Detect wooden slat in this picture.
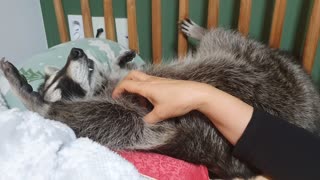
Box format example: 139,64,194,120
127,0,139,53
303,0,320,74
269,0,286,48
152,0,162,64
53,0,69,42
80,0,94,38
207,0,219,29
238,0,252,36
178,0,189,58
104,0,116,41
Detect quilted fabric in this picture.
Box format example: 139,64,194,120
119,151,209,180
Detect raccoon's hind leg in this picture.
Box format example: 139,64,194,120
117,50,136,69
0,59,48,115
180,18,208,40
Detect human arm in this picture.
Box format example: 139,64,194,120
113,71,320,179
233,109,320,179
112,70,253,145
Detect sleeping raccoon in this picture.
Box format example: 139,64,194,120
1,19,320,178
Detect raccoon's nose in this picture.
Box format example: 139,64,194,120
70,48,84,59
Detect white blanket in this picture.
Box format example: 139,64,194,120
0,93,145,180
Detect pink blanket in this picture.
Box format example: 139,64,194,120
118,151,209,180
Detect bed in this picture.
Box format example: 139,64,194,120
54,0,320,178
0,0,319,179
51,0,320,178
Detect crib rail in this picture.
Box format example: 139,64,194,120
80,0,94,38
152,0,162,64
104,0,116,41
127,0,139,53
207,0,219,29
178,0,189,58
53,0,69,42
238,0,252,36
269,0,286,48
303,0,320,74
53,0,319,73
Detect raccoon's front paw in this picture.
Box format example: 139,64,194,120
117,50,136,68
0,58,33,93
180,18,207,40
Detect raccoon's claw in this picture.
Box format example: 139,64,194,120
0,57,7,71
0,57,5,64
185,18,192,24
180,18,194,35
180,18,207,40
0,59,33,93
0,59,19,78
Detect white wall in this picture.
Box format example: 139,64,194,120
0,0,47,65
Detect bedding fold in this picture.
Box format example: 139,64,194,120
0,93,144,180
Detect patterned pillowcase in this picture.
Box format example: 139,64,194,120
0,38,145,109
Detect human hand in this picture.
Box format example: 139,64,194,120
112,71,214,123
113,70,253,144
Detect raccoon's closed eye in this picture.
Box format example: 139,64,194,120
88,59,94,72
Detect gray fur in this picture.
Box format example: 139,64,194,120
1,20,320,179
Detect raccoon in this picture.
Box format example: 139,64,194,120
1,19,320,179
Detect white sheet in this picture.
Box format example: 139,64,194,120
0,93,145,180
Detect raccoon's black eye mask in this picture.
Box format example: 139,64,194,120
38,72,87,101
56,77,86,100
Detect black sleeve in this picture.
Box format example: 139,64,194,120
233,109,320,179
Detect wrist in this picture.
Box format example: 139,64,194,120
194,84,218,113
194,85,254,145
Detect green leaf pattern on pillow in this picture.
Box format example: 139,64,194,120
20,68,45,82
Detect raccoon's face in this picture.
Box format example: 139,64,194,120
39,48,106,102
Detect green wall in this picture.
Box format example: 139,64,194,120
40,0,320,86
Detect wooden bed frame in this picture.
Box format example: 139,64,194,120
53,0,320,74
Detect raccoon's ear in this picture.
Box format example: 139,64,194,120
44,66,60,76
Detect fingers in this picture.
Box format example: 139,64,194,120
144,112,159,124
113,70,155,98
112,79,146,99
124,70,151,81
143,107,166,124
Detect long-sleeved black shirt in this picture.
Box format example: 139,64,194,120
233,109,320,179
